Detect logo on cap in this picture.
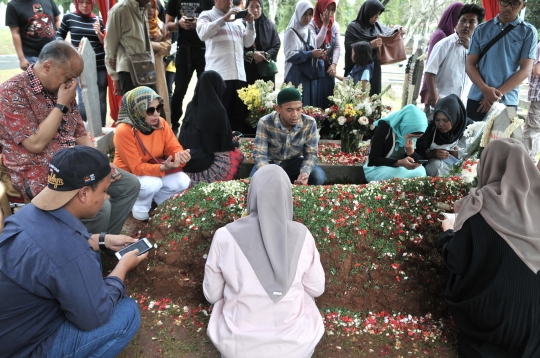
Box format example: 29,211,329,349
84,174,95,183
47,172,64,188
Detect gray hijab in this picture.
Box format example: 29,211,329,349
454,138,540,273
226,165,307,302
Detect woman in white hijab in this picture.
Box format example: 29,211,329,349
203,164,325,358
283,0,326,106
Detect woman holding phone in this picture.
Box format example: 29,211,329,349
113,87,191,221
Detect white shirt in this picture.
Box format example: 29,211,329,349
197,7,255,81
203,227,325,358
425,33,471,104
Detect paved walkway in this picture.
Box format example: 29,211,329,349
0,55,19,70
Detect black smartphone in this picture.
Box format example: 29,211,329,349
115,238,153,260
235,9,249,19
416,159,429,164
185,17,195,21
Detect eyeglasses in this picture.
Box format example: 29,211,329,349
499,0,523,9
146,104,164,116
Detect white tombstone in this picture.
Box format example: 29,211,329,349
0,3,6,28
79,37,102,137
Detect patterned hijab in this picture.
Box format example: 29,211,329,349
374,104,428,150
117,86,163,135
226,165,307,303
454,138,540,273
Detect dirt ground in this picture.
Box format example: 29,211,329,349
100,213,458,357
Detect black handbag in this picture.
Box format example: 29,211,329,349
291,29,325,80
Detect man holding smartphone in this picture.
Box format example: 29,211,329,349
0,146,147,357
165,0,214,135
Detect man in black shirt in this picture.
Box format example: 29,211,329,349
6,0,61,71
165,0,214,134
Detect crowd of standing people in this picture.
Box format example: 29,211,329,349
1,0,540,357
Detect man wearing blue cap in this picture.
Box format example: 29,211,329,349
0,146,146,357
251,87,326,185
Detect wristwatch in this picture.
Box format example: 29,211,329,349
99,232,108,251
55,103,69,114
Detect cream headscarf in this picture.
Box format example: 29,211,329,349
226,165,307,302
284,0,316,79
454,138,540,273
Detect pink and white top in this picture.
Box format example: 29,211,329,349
203,227,325,358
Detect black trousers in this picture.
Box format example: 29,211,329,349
467,99,517,122
223,79,247,132
170,46,206,130
118,71,157,94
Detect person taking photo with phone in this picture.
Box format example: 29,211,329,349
0,146,147,357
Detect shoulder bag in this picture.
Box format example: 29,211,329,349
132,128,183,174
128,19,157,86
377,27,406,65
291,29,325,80
478,21,522,62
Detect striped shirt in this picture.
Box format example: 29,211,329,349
528,43,540,102
57,13,106,70
196,7,255,81
253,112,319,175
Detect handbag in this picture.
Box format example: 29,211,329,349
128,20,157,86
377,27,406,65
291,29,325,80
252,42,278,77
132,128,183,174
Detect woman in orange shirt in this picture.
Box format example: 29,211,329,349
113,86,191,221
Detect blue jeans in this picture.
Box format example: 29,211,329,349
250,163,327,185
46,297,140,358
24,55,39,64
78,70,108,126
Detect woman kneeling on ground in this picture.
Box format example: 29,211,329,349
363,104,428,182
415,94,473,176
113,86,191,221
203,164,325,358
179,71,243,186
438,138,540,357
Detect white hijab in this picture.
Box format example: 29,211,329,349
284,0,316,79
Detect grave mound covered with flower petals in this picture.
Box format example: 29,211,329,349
130,177,470,320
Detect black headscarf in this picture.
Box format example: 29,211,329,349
179,71,232,170
245,0,268,23
416,94,469,157
349,0,389,42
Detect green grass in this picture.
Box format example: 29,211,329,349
0,28,15,56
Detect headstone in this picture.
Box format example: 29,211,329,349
0,3,6,28
487,106,524,144
79,37,102,137
411,51,425,105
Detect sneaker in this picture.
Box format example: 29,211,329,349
132,210,149,221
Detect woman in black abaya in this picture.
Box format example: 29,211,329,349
344,0,389,95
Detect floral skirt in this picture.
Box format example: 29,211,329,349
184,148,244,187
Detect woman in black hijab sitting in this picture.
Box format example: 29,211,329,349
415,94,473,177
243,0,281,86
344,0,389,95
179,71,244,186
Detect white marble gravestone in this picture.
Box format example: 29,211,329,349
79,37,102,137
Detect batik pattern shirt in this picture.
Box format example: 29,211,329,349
0,65,86,197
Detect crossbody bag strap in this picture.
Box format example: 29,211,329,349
291,28,310,50
478,21,521,61
132,127,159,162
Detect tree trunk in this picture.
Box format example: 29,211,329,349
267,0,278,24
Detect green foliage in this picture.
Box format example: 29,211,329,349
524,0,540,31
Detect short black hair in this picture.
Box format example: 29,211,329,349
37,40,78,65
352,41,373,67
458,4,485,24
233,0,243,6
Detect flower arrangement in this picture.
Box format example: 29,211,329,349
326,82,392,153
302,106,328,129
461,159,479,185
237,81,302,128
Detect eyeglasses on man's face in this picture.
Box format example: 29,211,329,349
499,0,523,9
